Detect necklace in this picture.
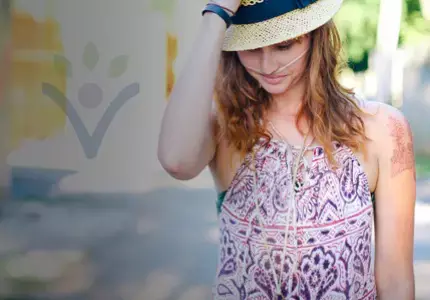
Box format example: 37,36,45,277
269,122,316,185
246,121,313,299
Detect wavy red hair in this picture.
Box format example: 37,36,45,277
214,20,368,166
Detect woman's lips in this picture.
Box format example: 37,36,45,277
261,74,287,85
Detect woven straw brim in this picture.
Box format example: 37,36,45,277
222,0,343,51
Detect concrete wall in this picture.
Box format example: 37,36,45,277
5,0,190,196
0,1,11,196
401,42,430,156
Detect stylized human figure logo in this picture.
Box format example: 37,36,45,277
42,42,139,159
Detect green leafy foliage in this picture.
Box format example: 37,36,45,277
335,0,430,72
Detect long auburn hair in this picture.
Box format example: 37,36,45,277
214,20,368,167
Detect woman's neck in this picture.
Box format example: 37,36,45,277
269,78,306,118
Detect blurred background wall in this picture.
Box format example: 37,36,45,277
0,0,429,299
0,0,11,197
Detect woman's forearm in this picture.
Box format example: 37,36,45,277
377,268,415,300
158,13,227,179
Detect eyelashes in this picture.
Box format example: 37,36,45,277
247,41,295,53
276,42,294,50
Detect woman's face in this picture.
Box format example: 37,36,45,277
237,35,310,95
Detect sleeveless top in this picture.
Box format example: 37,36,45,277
212,138,377,300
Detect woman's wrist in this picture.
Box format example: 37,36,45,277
202,3,235,28
213,4,235,16
201,10,231,34
208,1,238,16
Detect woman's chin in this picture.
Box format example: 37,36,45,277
261,83,289,95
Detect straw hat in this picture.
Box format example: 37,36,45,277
222,0,343,51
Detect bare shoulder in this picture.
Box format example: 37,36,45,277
352,92,380,118
348,93,381,142
368,101,412,144
363,101,415,179
352,94,410,141
351,92,415,175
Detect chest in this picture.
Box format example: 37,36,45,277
220,141,374,227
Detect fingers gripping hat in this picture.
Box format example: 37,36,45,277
222,0,343,51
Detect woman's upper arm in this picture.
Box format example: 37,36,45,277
373,103,416,298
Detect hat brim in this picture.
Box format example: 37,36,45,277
222,0,343,51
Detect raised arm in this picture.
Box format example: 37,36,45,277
373,103,416,299
157,2,239,180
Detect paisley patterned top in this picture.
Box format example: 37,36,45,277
212,138,377,300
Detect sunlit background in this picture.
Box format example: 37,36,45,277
0,0,429,299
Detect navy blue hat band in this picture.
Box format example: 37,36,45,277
232,0,318,25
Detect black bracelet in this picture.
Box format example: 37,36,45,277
202,3,232,28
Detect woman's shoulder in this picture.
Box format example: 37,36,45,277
351,92,412,151
352,92,406,122
351,92,379,115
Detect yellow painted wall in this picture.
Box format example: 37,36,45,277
8,1,178,151
166,32,177,98
9,9,66,149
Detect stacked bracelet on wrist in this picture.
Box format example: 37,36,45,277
202,3,233,28
215,4,235,15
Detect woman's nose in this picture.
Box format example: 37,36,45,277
260,49,278,75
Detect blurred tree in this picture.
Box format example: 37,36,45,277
400,0,430,44
335,0,430,72
374,0,402,103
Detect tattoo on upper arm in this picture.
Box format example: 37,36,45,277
388,115,416,180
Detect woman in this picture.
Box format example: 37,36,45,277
158,0,416,299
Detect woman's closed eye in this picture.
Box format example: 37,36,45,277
275,41,295,51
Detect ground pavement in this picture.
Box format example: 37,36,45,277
0,174,429,300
